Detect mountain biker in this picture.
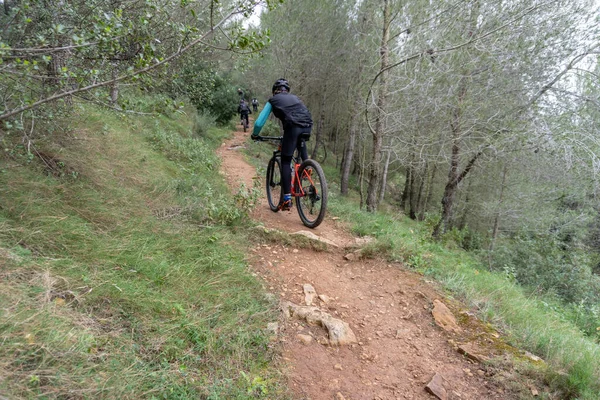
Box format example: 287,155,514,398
251,98,259,112
252,78,313,211
238,99,251,127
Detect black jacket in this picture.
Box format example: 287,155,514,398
238,103,250,114
268,93,312,128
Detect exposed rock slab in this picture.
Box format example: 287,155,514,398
457,342,490,363
354,236,374,246
281,301,357,346
432,299,461,333
291,230,339,248
303,283,317,305
297,334,313,345
425,373,448,400
343,249,363,261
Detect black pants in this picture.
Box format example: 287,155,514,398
281,125,310,196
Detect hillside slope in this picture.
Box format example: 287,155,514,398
219,122,552,399
0,105,284,398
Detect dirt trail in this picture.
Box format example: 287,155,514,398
218,125,520,400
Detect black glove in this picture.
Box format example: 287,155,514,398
251,134,261,141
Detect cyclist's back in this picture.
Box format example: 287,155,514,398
252,79,312,210
238,100,251,124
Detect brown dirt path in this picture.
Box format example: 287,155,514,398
218,125,523,400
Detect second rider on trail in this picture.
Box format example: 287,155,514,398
238,99,251,130
252,79,313,210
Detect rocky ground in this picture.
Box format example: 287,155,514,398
217,124,546,400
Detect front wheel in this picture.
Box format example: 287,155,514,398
296,159,327,228
266,157,282,212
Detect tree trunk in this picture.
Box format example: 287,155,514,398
432,1,483,238
458,179,472,230
341,118,357,195
408,166,418,220
433,75,467,238
488,164,509,268
311,93,327,160
400,166,412,211
419,162,437,221
334,124,340,169
379,148,391,203
415,162,428,218
359,136,367,209
366,0,390,212
400,166,411,210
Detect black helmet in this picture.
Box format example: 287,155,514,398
272,78,290,94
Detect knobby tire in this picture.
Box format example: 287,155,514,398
296,159,327,228
266,157,282,212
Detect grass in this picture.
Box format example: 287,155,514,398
5,99,599,399
0,102,285,399
246,131,600,398
325,195,600,399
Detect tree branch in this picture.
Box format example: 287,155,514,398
0,7,238,121
521,43,600,112
365,0,557,136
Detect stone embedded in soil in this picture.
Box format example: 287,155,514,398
281,301,357,346
291,230,339,247
354,236,375,246
303,283,317,305
530,385,539,396
524,350,543,362
431,299,462,333
318,294,331,304
457,342,490,363
343,252,356,261
425,373,448,400
266,322,279,334
297,334,313,345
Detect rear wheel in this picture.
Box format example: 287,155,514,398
266,157,282,212
242,118,248,132
296,159,327,228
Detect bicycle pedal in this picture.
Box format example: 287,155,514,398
278,199,292,211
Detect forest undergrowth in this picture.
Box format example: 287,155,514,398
0,100,285,399
324,195,600,399
2,98,600,399
247,130,600,399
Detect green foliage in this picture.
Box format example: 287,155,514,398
193,111,217,137
205,80,240,125
0,0,272,121
489,233,600,305
260,120,282,137
162,62,240,125
0,101,285,398
441,226,484,251
325,194,600,398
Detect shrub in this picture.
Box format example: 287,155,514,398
194,111,217,137
489,233,600,305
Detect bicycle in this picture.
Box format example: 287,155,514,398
241,114,249,132
256,136,328,229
